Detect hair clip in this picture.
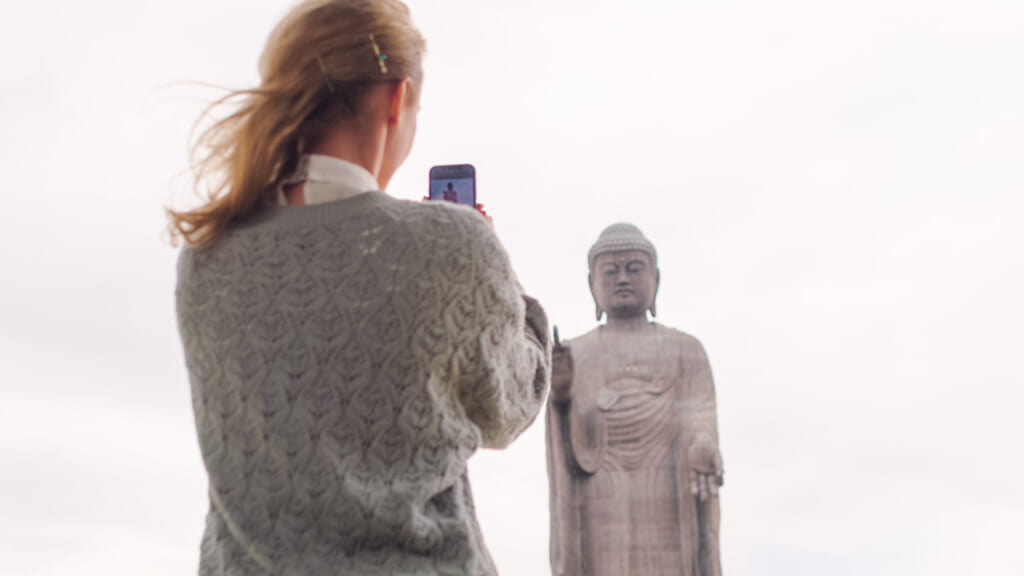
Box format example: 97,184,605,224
315,54,335,93
369,34,389,75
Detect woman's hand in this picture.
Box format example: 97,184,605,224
476,203,493,228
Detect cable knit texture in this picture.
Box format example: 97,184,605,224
176,192,552,575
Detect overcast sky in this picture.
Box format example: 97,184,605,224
2,0,1022,574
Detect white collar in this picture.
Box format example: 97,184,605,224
278,154,381,206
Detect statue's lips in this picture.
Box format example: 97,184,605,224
614,289,634,296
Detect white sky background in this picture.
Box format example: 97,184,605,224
1,0,1022,574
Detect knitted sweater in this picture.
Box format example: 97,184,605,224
175,191,552,575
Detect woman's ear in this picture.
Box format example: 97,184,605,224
388,79,413,126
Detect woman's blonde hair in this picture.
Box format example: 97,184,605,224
168,0,425,247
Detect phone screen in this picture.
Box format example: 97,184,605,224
429,165,476,207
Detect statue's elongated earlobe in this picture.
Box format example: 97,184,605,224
650,268,660,318
596,305,604,321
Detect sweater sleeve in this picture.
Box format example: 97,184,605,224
450,213,552,449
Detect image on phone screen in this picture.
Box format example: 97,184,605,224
428,164,476,207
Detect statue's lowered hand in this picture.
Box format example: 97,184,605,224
550,326,574,404
688,435,724,501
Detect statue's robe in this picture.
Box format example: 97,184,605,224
546,324,721,576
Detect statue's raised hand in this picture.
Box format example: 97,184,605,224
550,326,574,405
688,434,724,502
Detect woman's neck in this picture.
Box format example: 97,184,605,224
310,123,387,186
285,127,387,206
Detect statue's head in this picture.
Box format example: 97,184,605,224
588,223,660,321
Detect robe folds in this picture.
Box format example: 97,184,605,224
546,324,721,576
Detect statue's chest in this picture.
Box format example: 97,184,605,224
605,349,674,384
594,332,680,411
594,337,682,468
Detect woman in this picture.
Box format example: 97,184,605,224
169,1,551,574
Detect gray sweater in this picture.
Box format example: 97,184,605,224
176,191,552,575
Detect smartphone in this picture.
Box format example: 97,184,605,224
428,164,476,207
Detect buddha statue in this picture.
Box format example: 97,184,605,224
546,223,724,576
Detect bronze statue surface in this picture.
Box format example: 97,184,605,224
547,223,724,576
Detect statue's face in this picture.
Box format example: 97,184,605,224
591,250,657,319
